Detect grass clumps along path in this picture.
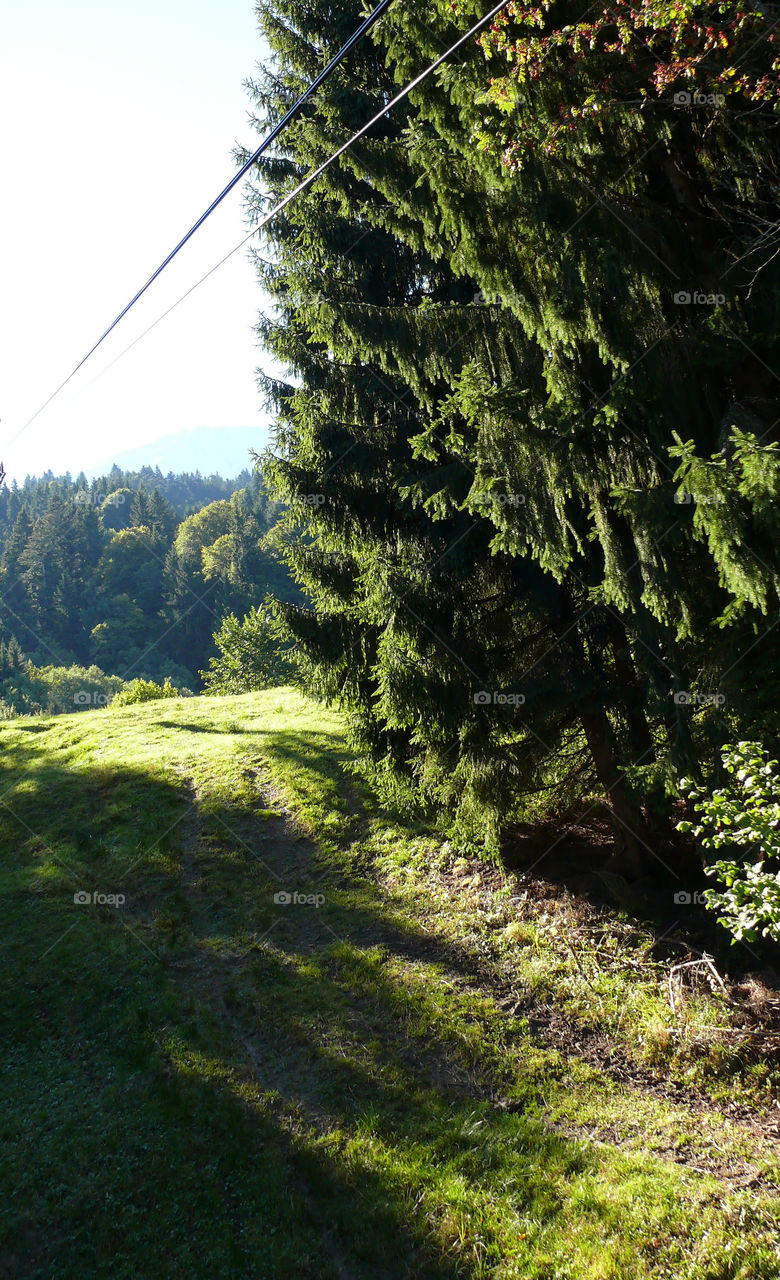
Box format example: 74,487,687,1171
1,688,779,1279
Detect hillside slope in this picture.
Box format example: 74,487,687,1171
88,426,266,481
1,690,778,1279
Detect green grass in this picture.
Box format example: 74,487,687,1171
1,689,778,1279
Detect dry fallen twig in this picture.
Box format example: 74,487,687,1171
668,954,729,1013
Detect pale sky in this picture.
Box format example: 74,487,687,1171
0,0,274,482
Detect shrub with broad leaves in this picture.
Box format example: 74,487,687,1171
678,742,780,944
201,607,293,694
111,677,183,707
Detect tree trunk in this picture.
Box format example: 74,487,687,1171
607,622,655,762
554,588,653,879
579,702,648,880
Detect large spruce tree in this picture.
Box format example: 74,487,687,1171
246,0,780,872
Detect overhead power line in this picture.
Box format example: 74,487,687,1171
14,0,508,448
13,0,395,441
80,0,510,387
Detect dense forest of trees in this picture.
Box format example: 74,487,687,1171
239,0,780,872
0,466,297,712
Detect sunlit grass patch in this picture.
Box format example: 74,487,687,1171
1,690,779,1278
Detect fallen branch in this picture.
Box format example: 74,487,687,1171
668,954,728,1013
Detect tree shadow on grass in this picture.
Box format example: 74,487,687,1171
0,745,603,1280
262,733,417,830
0,739,189,873
154,719,269,734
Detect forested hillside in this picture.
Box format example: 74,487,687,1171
0,466,297,713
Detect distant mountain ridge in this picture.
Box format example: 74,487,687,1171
87,426,267,480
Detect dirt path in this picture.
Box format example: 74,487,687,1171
170,786,361,1280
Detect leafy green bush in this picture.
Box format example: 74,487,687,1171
0,660,126,717
201,607,293,694
678,742,780,943
111,677,182,707
35,664,127,713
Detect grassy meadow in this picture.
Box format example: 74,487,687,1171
1,689,778,1278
